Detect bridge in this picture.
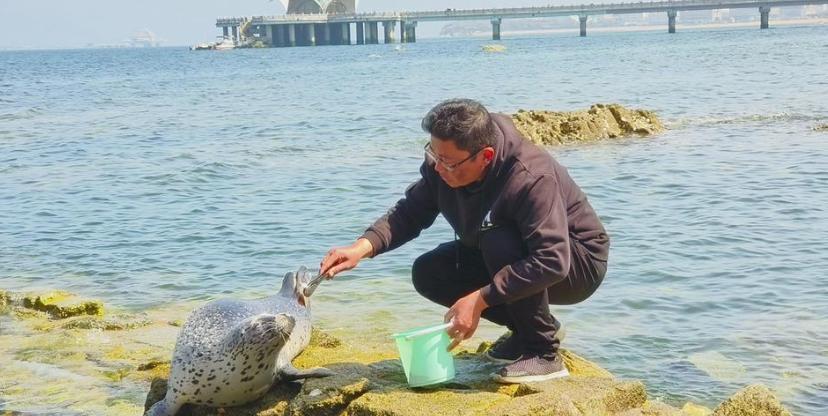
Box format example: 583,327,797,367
215,0,828,47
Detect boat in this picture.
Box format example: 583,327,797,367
213,37,236,50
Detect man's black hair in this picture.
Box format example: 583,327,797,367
421,98,496,152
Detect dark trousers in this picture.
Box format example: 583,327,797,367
411,226,606,357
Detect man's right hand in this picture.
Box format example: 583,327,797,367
319,238,374,279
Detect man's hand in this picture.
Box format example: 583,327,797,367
319,238,374,279
444,290,489,351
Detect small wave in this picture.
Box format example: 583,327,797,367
0,106,43,121
668,112,822,129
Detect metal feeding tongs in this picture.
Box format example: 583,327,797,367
302,271,327,297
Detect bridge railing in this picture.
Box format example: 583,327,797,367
396,0,768,18
220,0,802,26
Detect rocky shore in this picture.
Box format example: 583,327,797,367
511,104,664,146
0,289,792,416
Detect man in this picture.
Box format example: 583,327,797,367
319,99,609,383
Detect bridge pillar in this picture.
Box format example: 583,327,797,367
491,18,502,40
278,25,288,47
232,26,239,42
288,24,296,47
222,27,229,39
407,21,417,43
383,21,397,44
266,25,274,46
307,24,316,46
364,22,377,44
356,22,365,45
667,10,678,33
322,24,331,45
579,15,588,37
400,21,408,43
760,6,771,29
341,23,351,45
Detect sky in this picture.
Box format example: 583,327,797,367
0,0,579,49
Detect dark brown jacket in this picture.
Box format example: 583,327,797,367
361,114,609,306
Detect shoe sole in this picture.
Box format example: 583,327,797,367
491,368,570,384
484,350,520,365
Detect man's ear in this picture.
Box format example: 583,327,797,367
483,147,495,163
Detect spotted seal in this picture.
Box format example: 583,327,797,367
146,266,331,416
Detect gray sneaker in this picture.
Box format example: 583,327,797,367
485,333,522,364
491,354,570,384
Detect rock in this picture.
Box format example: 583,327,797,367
347,389,509,416
712,384,792,416
511,104,664,146
616,400,685,416
682,401,713,415
21,291,103,319
287,363,373,416
813,123,828,131
144,327,647,416
142,327,791,416
482,44,506,53
489,378,646,416
57,313,152,330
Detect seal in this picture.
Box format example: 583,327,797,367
146,266,332,416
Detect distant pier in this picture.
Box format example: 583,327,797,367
216,0,828,47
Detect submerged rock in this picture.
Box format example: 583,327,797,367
682,402,714,416
712,384,792,416
511,104,664,146
482,44,507,53
21,291,103,319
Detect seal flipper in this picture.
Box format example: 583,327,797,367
220,313,295,355
278,364,336,381
144,394,183,416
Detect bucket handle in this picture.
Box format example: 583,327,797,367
401,323,452,341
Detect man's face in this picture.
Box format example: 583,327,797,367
427,137,491,188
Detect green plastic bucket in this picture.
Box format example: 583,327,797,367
391,322,455,387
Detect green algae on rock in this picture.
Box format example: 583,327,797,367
511,104,664,146
144,329,658,416
22,291,104,319
57,313,153,331
711,384,792,416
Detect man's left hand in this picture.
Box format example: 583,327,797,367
444,290,489,351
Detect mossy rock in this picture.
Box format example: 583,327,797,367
22,291,103,319
682,402,713,416
512,104,664,146
57,313,152,330
145,328,650,416
712,384,792,416
287,363,374,416
615,400,685,416
812,123,828,131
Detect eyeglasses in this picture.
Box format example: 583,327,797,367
424,142,482,172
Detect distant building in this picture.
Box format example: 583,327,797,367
281,0,358,14
128,29,161,47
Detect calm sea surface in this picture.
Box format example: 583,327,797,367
1,26,827,414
